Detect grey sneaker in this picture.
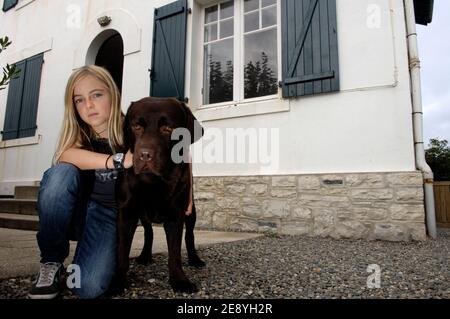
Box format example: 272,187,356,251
28,262,65,299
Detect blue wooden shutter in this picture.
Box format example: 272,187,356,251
2,0,18,11
150,0,188,101
281,0,339,98
2,60,25,140
2,53,43,141
18,53,43,138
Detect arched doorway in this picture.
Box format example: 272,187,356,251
95,33,124,93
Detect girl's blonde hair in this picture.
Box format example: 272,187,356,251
53,65,124,164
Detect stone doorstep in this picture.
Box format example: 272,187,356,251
0,198,38,215
0,186,40,231
0,213,39,231
14,186,39,200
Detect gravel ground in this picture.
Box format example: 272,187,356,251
1,229,448,299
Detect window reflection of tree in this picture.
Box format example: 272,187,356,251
206,51,277,103
206,55,233,104
245,52,277,99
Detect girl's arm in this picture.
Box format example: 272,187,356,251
59,148,133,170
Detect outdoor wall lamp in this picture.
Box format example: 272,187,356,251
97,16,112,27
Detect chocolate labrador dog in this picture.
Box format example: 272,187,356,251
115,97,205,293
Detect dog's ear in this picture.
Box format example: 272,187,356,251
180,102,204,144
123,102,135,153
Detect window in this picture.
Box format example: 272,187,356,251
1,53,43,141
203,1,234,105
243,0,278,99
202,0,278,106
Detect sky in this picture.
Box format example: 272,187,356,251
416,0,450,147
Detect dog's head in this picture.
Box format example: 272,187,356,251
124,97,204,176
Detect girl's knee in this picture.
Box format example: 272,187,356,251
39,163,80,198
74,272,113,299
75,283,107,299
44,163,80,182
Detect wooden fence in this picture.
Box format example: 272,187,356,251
433,182,450,228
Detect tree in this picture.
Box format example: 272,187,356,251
0,36,20,90
209,59,224,104
244,61,259,98
259,52,278,96
425,138,450,181
244,51,277,99
222,60,233,102
206,56,233,104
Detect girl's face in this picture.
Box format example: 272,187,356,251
73,75,112,136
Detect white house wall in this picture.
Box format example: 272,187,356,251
191,0,416,176
0,0,416,195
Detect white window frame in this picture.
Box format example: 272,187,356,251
202,1,236,105
192,0,290,122
239,0,278,103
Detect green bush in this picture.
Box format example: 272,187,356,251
0,36,20,90
425,138,450,181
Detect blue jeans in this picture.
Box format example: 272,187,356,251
36,163,117,299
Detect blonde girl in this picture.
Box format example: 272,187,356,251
29,65,132,299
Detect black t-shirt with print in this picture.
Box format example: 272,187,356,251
89,137,117,209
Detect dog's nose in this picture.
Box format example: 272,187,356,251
139,148,154,162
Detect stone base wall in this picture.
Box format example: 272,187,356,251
193,172,427,241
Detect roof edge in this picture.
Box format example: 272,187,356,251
414,0,434,26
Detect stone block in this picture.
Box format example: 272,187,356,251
272,176,297,187
390,204,425,221
373,223,409,241
351,189,393,201
291,206,312,219
248,184,268,196
216,197,241,209
298,176,321,190
225,184,247,195
353,207,388,221
228,218,258,232
387,173,422,186
346,174,385,188
280,221,312,236
395,187,424,202
335,221,370,239
262,200,290,218
271,188,297,198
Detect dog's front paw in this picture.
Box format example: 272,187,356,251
188,255,206,269
170,279,198,293
135,254,153,265
106,274,127,296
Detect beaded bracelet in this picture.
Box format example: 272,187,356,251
105,154,113,170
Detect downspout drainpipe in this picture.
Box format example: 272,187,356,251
404,0,437,239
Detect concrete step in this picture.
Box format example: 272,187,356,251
14,186,39,200
0,213,39,231
0,198,38,215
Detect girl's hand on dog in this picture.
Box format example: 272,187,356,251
124,149,133,169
